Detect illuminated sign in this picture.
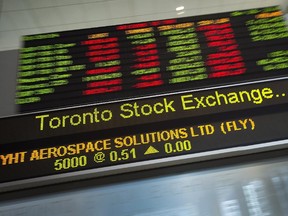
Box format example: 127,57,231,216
16,6,288,112
1,109,288,184
4,6,288,188
2,78,288,144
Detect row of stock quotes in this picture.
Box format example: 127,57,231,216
17,6,288,112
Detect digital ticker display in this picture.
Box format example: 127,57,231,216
2,6,288,187
16,6,288,112
1,108,288,184
1,78,288,184
2,78,288,144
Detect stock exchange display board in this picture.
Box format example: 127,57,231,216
16,6,288,112
1,6,288,188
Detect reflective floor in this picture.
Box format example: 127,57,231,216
1,156,288,216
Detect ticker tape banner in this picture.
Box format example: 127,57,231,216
1,77,288,144
1,108,288,184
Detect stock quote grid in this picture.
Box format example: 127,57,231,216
16,6,288,112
